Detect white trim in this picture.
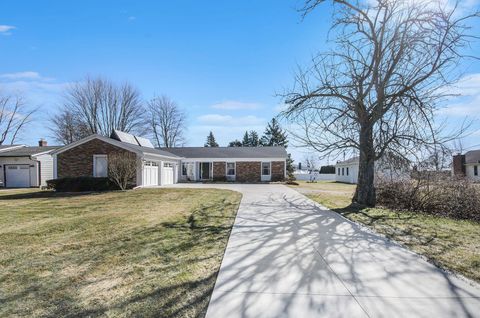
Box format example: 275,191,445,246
93,154,108,177
182,157,286,162
261,161,271,176
226,162,236,176
0,145,25,153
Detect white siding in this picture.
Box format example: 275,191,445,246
466,164,480,182
335,163,359,184
35,153,54,186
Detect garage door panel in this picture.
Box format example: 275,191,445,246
5,165,30,188
143,162,159,186
162,163,174,185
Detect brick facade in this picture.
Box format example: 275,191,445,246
57,139,136,183
452,154,466,176
213,161,226,181
236,161,261,182
271,161,285,181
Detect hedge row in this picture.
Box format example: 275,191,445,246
46,177,120,192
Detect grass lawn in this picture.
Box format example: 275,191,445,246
0,188,241,318
289,181,480,283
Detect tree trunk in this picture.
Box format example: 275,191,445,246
353,124,376,206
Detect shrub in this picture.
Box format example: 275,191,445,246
47,177,119,192
319,165,336,174
376,177,480,222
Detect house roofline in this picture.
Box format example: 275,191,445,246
51,134,182,160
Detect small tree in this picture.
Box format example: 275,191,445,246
249,131,260,147
228,139,243,147
260,118,288,147
242,131,250,146
204,131,219,147
108,152,137,190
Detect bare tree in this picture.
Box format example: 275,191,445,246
282,0,478,206
0,92,36,145
108,152,137,190
51,109,90,145
148,96,186,147
52,76,146,144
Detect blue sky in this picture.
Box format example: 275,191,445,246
1,0,479,164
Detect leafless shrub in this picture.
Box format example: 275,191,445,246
108,152,137,190
376,177,480,222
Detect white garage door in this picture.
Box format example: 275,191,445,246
5,165,30,188
162,163,174,185
143,162,159,186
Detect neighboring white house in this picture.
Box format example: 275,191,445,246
335,157,359,184
0,140,59,188
452,150,480,182
335,155,410,184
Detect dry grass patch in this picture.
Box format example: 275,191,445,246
0,188,241,317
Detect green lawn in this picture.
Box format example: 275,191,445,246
0,188,241,318
289,181,480,282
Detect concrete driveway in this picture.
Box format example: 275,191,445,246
167,184,480,317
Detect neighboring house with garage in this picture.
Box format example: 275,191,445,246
51,130,288,187
452,150,480,182
0,140,59,188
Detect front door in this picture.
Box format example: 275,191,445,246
200,162,211,180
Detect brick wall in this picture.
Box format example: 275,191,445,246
57,138,136,183
213,161,226,181
271,161,285,181
236,161,261,182
452,154,466,176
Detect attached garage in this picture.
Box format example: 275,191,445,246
5,164,30,188
0,142,59,188
52,133,182,188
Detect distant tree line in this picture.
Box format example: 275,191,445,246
204,118,294,177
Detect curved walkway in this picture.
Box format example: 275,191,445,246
167,184,480,317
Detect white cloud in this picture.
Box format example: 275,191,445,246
197,114,264,126
0,25,15,34
0,71,42,80
210,100,261,110
438,73,480,117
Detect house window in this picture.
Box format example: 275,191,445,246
338,168,340,175
262,162,271,176
226,162,235,176
342,167,344,176
164,163,173,168
93,155,108,177
182,162,194,178
475,165,478,176
346,167,349,176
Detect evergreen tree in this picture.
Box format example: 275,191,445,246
249,131,260,147
242,131,250,146
260,118,288,147
204,131,219,147
228,139,243,147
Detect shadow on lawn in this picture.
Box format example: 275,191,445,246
0,191,100,200
0,193,237,318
